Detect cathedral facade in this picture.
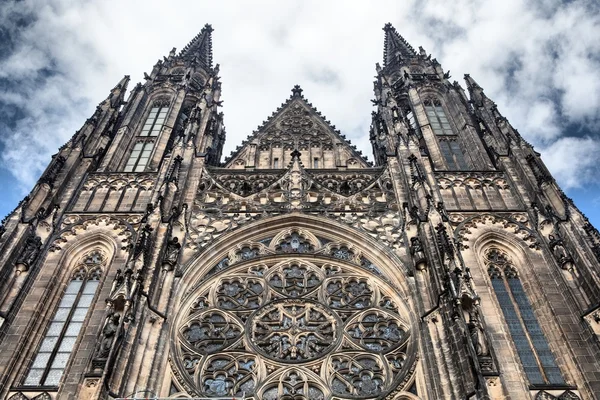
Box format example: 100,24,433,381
1,23,600,400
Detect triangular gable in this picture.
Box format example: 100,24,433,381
223,85,371,170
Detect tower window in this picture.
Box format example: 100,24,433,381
486,249,564,385
140,106,168,137
424,99,453,136
439,138,469,170
124,141,155,172
313,158,319,168
24,251,104,386
406,110,417,130
273,158,279,169
123,104,169,172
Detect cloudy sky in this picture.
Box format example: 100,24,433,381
1,0,600,227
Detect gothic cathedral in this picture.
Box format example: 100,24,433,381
1,23,599,400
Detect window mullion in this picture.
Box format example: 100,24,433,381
148,107,160,135
39,278,86,385
507,277,563,384
500,273,550,385
131,142,144,172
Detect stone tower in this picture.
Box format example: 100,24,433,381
1,23,599,400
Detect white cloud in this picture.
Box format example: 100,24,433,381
1,0,600,196
541,136,600,189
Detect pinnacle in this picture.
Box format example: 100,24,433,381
464,74,482,90
382,22,417,67
112,75,130,92
179,23,214,69
291,85,304,97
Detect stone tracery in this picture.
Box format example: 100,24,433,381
172,228,415,399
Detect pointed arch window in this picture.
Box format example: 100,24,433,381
486,248,564,385
23,251,104,387
424,99,453,136
438,137,469,170
140,106,168,137
124,100,169,172
423,98,471,170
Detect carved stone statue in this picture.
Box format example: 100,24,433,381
97,313,120,359
467,309,489,357
15,234,43,271
110,269,124,297
548,234,574,270
162,236,181,270
410,236,427,271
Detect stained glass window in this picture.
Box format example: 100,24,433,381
486,248,564,385
24,251,104,387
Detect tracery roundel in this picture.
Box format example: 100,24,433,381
172,232,415,399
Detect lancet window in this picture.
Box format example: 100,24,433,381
424,98,453,136
124,101,169,172
23,251,104,386
486,248,564,385
423,98,470,170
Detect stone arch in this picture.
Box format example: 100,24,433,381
392,392,422,400
457,218,575,390
180,214,413,295
169,214,420,399
13,229,122,389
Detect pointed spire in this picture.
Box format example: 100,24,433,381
179,24,213,69
382,23,417,67
464,74,487,107
108,75,130,108
111,75,130,92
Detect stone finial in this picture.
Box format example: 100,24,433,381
291,85,303,97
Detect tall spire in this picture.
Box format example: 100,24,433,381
179,24,213,69
382,23,417,67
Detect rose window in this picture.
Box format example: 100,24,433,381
248,299,341,363
173,253,415,399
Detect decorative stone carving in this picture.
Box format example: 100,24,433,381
454,213,539,250
15,233,42,271
548,234,574,270
51,214,137,252
162,236,181,270
181,311,243,354
200,353,258,397
434,171,519,211
248,299,340,363
96,313,120,359
188,166,403,260
261,368,326,400
329,353,385,397
172,249,414,399
409,236,427,271
467,309,489,357
71,172,156,212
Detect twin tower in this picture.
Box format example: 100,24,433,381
0,23,599,400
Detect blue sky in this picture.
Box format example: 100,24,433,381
1,0,600,228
